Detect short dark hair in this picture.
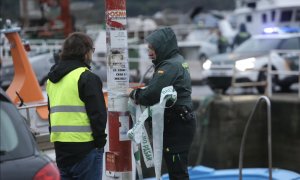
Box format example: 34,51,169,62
60,32,93,60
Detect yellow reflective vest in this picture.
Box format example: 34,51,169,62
46,67,94,142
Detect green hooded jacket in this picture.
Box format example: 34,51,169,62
136,27,192,109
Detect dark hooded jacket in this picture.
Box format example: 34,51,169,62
47,59,107,168
136,27,193,109
134,27,195,153
233,23,251,47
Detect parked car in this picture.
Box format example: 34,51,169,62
202,33,300,93
0,88,60,180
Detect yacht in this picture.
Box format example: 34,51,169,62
233,0,300,34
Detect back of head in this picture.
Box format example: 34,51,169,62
60,32,93,60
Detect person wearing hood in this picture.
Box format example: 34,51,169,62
130,27,196,180
232,23,251,49
217,30,229,54
46,32,107,180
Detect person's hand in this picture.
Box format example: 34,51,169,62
129,89,136,100
129,88,140,105
127,88,134,97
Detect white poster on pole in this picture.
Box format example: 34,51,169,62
119,115,130,141
110,30,128,49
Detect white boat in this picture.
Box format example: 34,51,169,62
233,0,300,34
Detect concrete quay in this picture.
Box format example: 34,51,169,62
190,93,300,174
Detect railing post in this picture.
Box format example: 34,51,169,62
266,51,273,97
239,96,272,180
298,52,300,99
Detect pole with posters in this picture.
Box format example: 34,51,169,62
104,0,132,179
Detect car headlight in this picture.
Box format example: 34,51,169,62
235,57,256,71
202,59,212,70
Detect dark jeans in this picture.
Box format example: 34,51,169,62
164,150,189,180
59,148,104,180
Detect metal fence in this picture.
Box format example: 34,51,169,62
231,50,300,98
266,50,300,98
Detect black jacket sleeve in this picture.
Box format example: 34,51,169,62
78,70,107,148
47,96,51,133
135,61,179,106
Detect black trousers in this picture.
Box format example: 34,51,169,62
163,150,189,180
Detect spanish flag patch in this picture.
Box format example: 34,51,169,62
157,70,164,74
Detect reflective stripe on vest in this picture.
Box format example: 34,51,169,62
46,67,94,143
50,106,86,113
238,32,250,38
51,125,91,132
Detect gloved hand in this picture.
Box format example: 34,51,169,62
129,89,136,100
129,88,140,104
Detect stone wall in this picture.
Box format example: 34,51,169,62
190,95,300,173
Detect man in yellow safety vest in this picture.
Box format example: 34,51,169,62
46,32,107,180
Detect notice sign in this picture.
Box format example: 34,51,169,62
110,30,128,49
119,115,130,141
109,53,128,82
112,64,127,82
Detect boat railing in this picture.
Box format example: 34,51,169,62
266,50,300,98
231,49,300,98
17,102,54,151
170,24,200,41
28,39,63,54
1,37,63,60
238,96,272,180
17,102,48,133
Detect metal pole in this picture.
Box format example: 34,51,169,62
25,107,31,126
239,96,272,180
104,0,132,179
298,53,300,99
230,64,237,102
20,0,29,28
266,51,272,97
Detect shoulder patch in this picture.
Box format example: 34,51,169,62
182,62,189,70
157,70,164,74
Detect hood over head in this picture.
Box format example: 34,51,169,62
145,27,179,64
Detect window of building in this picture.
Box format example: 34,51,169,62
247,2,256,9
280,10,293,22
262,13,267,23
296,9,300,21
246,15,252,22
271,10,276,22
